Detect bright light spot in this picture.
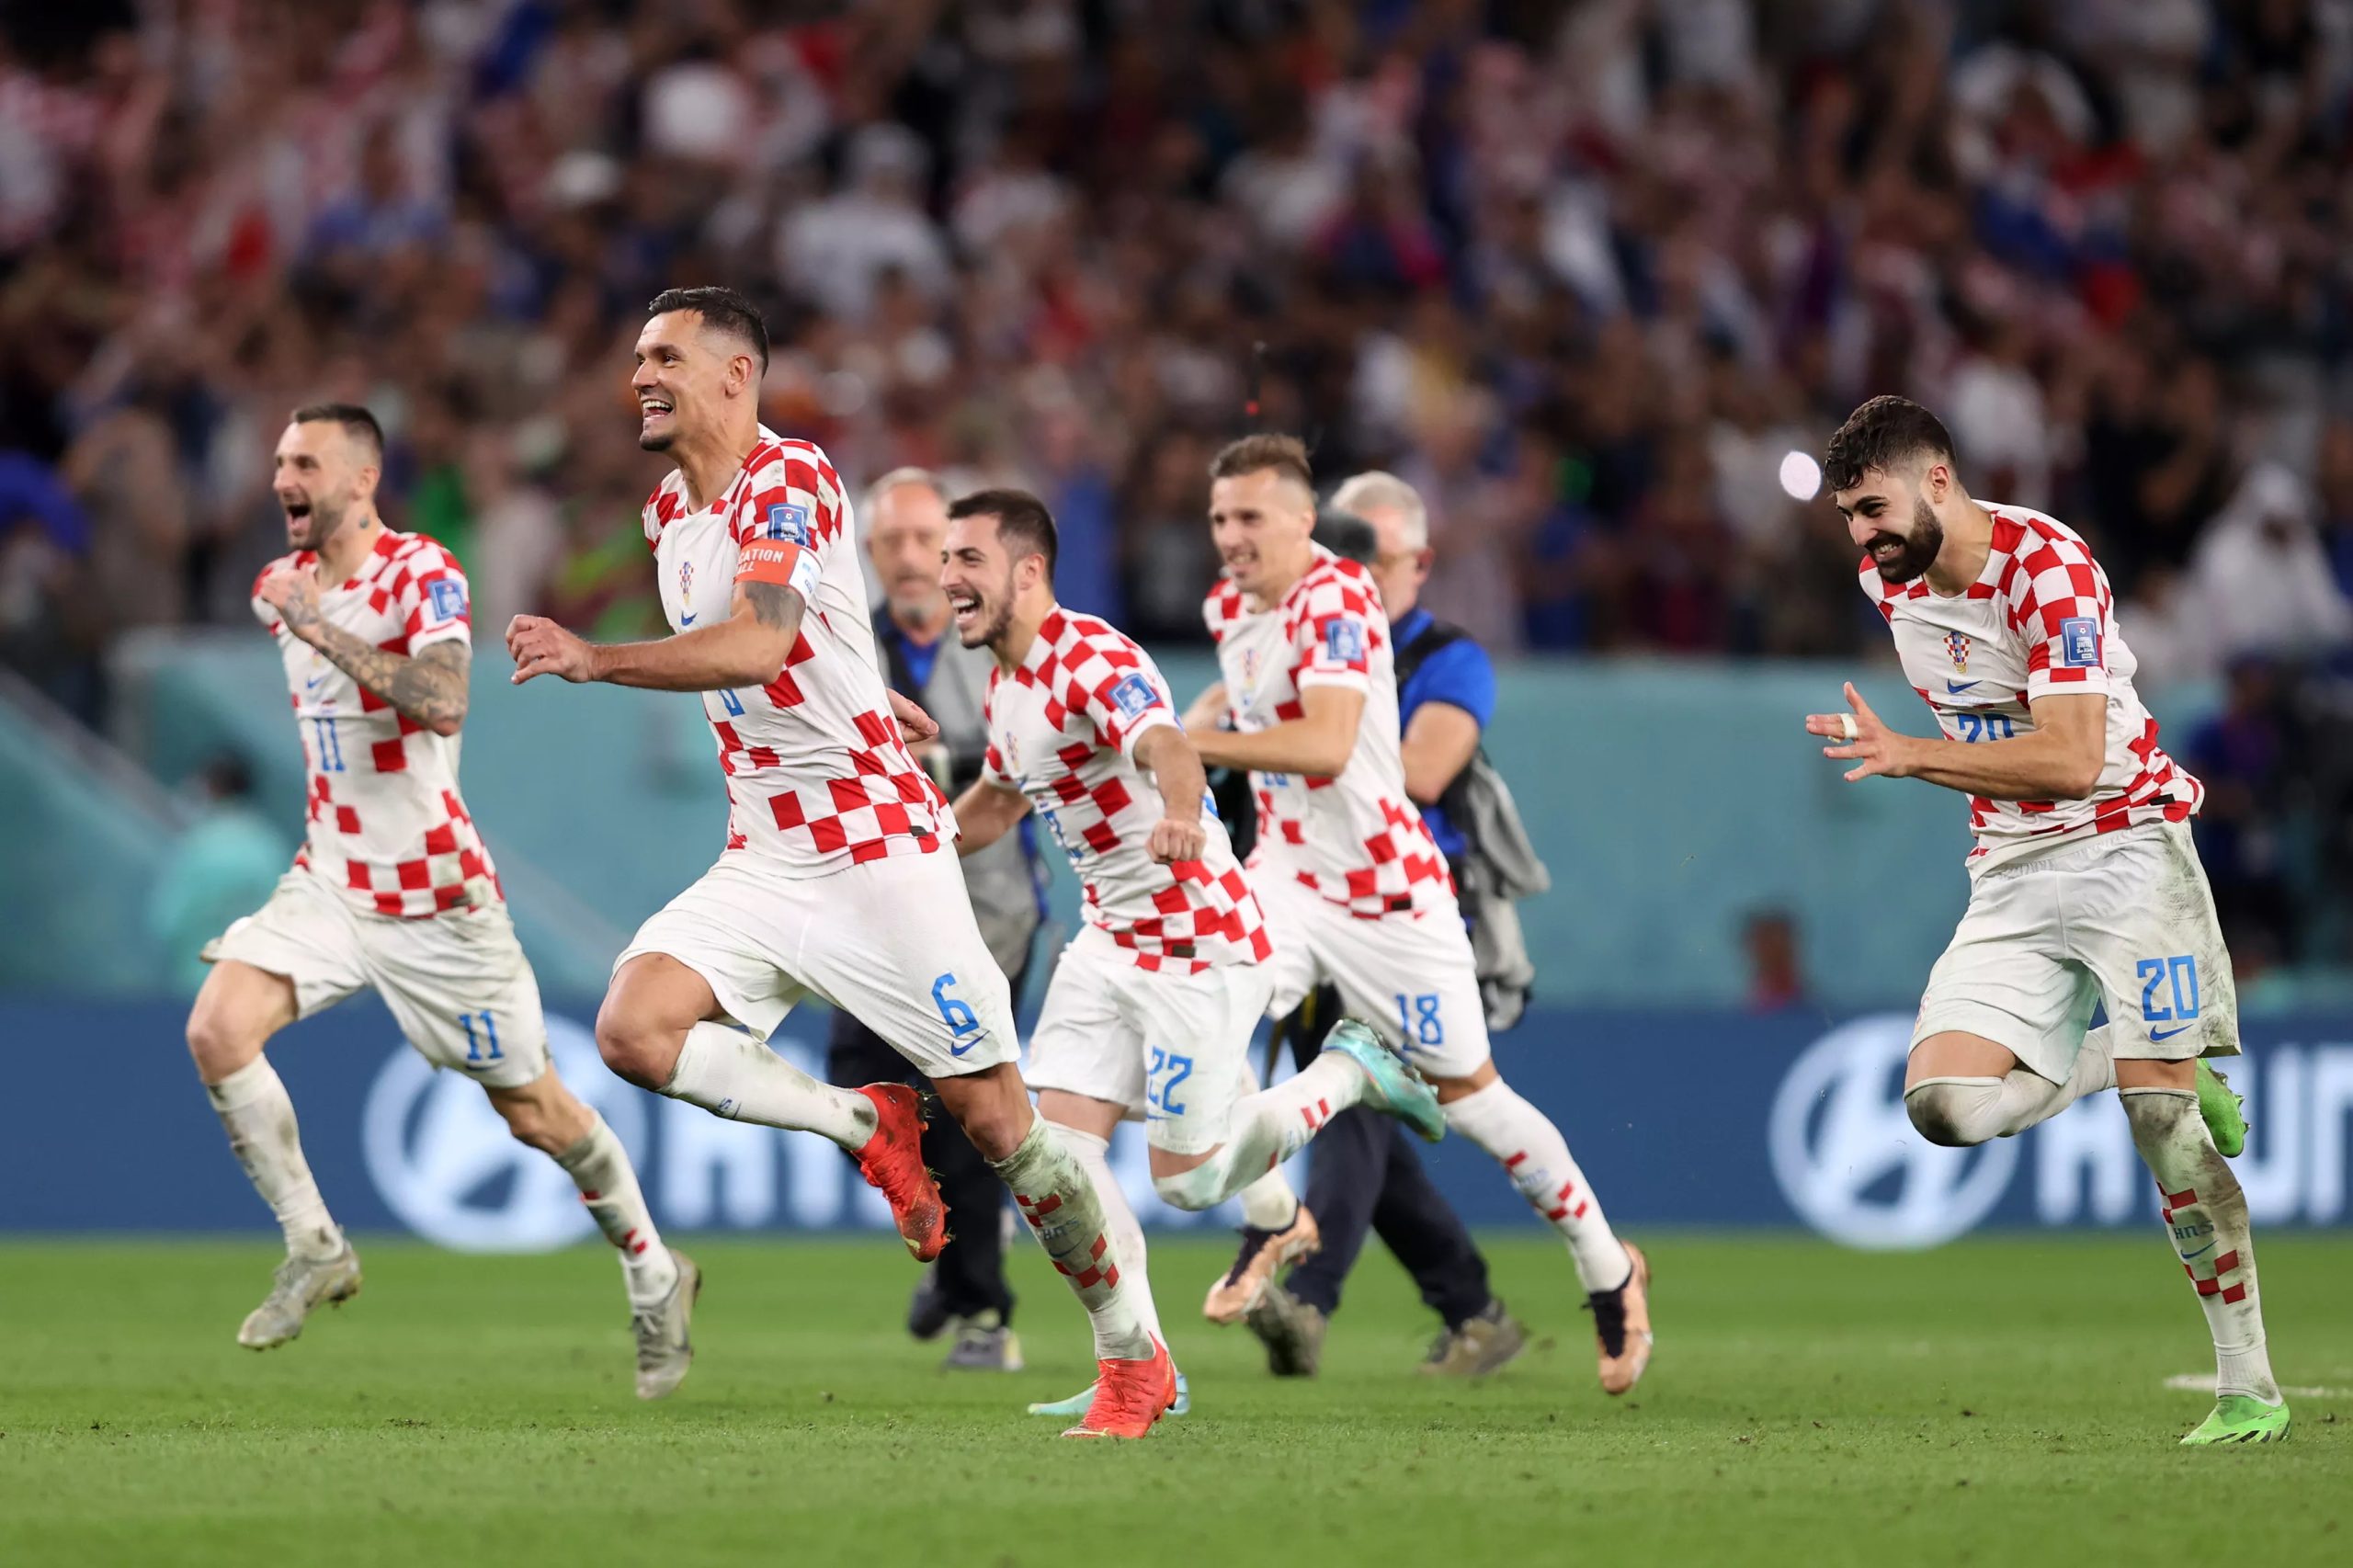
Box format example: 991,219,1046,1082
1779,450,1823,502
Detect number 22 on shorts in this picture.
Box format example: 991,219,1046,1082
1146,1047,1192,1119
932,973,983,1056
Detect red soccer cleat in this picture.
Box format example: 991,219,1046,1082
854,1085,949,1262
1063,1337,1176,1439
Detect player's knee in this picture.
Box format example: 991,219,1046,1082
594,1006,675,1090
185,1005,260,1081
1904,1079,1999,1147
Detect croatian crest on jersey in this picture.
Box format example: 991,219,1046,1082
1002,730,1021,776
1944,631,1971,672
678,559,694,608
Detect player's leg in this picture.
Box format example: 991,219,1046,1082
1334,908,1649,1392
1199,923,1320,1326
190,875,369,1347
1024,1090,1189,1421
811,855,1170,1437
2075,824,2285,1444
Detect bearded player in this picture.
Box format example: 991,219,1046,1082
189,404,696,1397
1190,434,1654,1395
934,487,1441,1422
1807,394,2284,1446
505,288,1173,1437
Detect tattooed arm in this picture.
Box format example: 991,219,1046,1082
507,579,804,692
259,563,471,737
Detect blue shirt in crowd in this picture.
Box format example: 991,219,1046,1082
1390,607,1495,861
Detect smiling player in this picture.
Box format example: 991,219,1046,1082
1807,394,2285,1446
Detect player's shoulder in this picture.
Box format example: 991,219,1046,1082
738,430,847,544
1289,549,1379,618
1990,504,2097,566
1047,607,1147,666
642,471,687,548
1987,504,2105,605
383,528,463,576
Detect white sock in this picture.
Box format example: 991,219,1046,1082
2122,1087,2281,1403
1444,1077,1630,1293
554,1112,679,1305
1054,1124,1163,1345
1236,1166,1301,1233
991,1115,1154,1361
661,1021,876,1149
2000,1024,2118,1133
1153,1052,1365,1210
206,1057,341,1260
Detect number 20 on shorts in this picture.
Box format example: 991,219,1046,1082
2137,955,2200,1031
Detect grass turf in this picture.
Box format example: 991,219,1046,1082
1,1233,2345,1567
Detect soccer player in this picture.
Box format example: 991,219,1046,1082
505,287,1172,1438
933,487,1441,1420
190,404,696,1398
1188,434,1654,1396
1808,395,2286,1446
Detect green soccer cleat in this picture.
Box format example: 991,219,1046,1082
1327,1020,1445,1143
1028,1369,1189,1419
2197,1061,2248,1159
2180,1393,2290,1446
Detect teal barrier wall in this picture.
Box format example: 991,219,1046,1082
92,637,2218,1011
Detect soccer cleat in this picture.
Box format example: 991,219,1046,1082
854,1084,949,1262
237,1239,363,1350
1326,1020,1446,1142
2180,1394,2290,1446
1588,1240,1654,1395
631,1249,700,1400
1029,1369,1190,1419
1418,1299,1529,1378
1202,1204,1321,1324
940,1311,1024,1371
906,1264,952,1341
1063,1337,1177,1439
1245,1283,1326,1378
2197,1061,2248,1159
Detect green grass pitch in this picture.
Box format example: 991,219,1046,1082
3,1233,2346,1566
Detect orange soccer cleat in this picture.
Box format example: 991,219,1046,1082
1592,1240,1654,1395
854,1084,949,1262
1063,1337,1177,1439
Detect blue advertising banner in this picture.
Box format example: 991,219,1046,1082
4,1003,2348,1248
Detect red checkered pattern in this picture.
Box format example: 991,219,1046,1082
1860,504,2201,870
255,530,500,920
981,607,1270,973
1205,547,1455,919
642,428,949,875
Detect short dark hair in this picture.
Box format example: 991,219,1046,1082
1313,509,1379,566
290,403,384,462
948,487,1058,583
1210,432,1314,491
647,285,769,373
1823,395,1956,494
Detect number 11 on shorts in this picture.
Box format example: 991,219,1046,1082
457,1009,503,1063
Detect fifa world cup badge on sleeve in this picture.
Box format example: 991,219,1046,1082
1110,673,1160,719
1324,619,1363,664
2059,617,2101,668
426,578,467,624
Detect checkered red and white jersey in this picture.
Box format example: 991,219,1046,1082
1204,545,1454,919
250,529,502,919
981,607,1269,974
1862,503,2202,872
642,428,949,875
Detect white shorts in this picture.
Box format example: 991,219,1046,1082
616,849,1018,1080
1024,926,1277,1156
1914,821,2241,1084
205,869,550,1089
1254,871,1491,1078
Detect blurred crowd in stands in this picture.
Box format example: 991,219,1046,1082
5,0,2353,971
